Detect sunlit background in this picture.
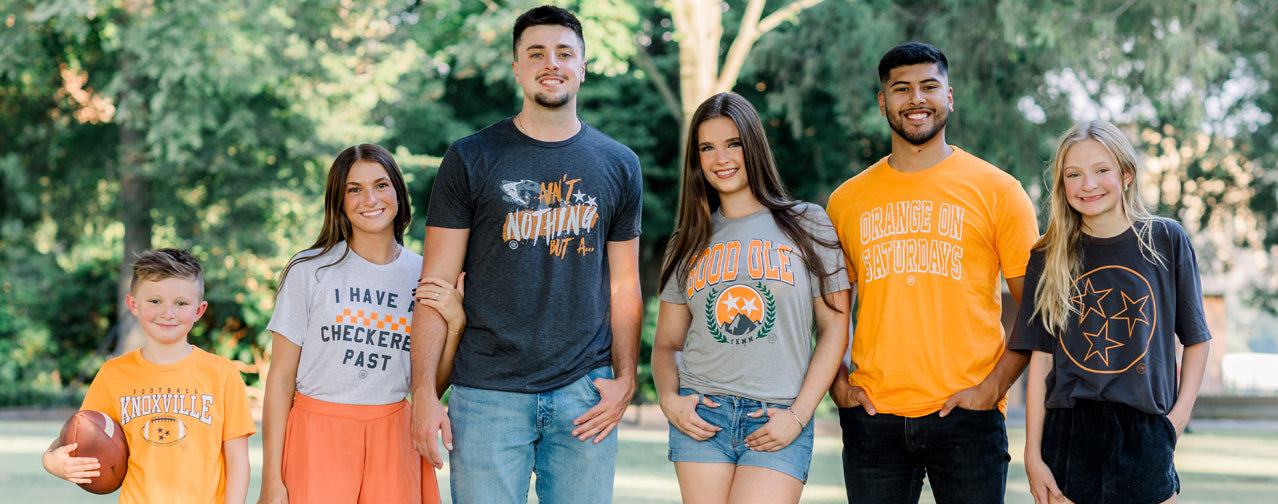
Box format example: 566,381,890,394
2,0,1276,501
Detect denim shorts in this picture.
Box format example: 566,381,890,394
667,388,814,482
1042,399,1179,503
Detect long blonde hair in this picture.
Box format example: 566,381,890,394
1033,120,1165,333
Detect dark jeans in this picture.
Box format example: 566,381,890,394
838,406,1010,504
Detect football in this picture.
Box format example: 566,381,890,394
57,410,129,494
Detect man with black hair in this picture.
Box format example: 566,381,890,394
825,42,1038,503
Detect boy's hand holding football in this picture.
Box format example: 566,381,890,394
42,442,101,484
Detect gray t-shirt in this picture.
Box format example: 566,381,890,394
659,203,849,404
267,243,423,405
426,118,643,393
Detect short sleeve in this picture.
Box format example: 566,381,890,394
800,205,851,298
425,145,474,229
995,178,1039,279
824,192,858,284
1008,249,1054,353
79,363,120,423
658,266,688,305
266,259,313,347
1168,222,1212,346
220,364,256,441
607,154,643,242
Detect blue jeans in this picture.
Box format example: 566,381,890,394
838,406,1009,504
447,366,617,504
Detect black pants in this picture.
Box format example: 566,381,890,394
838,406,1010,504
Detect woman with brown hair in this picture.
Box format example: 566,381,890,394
653,93,850,503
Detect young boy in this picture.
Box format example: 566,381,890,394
43,248,256,503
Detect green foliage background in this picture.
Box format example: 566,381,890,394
1,0,1276,406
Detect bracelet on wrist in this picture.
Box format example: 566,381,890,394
788,408,805,428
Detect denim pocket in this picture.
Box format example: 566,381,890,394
582,366,612,395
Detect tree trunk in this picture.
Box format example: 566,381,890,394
112,0,153,355
113,89,151,355
667,0,826,154
670,0,723,144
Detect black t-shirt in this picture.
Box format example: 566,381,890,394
426,118,642,393
1010,219,1212,415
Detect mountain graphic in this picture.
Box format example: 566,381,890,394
722,313,758,336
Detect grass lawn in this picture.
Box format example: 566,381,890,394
2,413,1276,503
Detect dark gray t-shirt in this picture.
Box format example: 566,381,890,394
1009,219,1212,415
659,204,849,404
426,118,642,393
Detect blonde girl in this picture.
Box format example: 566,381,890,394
1010,121,1211,504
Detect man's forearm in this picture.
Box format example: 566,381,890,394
982,348,1031,396
410,307,450,400
608,290,642,383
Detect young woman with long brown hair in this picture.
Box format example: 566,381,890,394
653,93,850,503
258,144,462,503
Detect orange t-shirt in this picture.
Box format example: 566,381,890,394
80,347,256,504
826,147,1038,417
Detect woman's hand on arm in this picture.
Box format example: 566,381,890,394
748,288,850,451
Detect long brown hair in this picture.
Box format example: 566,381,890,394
1033,120,1165,333
277,144,411,290
660,92,844,310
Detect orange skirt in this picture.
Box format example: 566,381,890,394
282,393,441,503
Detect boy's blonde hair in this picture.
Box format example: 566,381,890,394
1033,120,1165,334
130,248,204,296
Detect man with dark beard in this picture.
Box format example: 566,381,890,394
406,5,643,503
824,42,1039,503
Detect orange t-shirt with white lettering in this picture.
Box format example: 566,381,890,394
826,147,1038,417
80,347,256,504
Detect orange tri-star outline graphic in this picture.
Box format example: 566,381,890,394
1109,291,1151,338
1071,278,1112,324
1082,320,1125,366
1060,265,1158,374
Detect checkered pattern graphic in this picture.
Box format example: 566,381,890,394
335,309,410,333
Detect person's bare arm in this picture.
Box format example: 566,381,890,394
1023,350,1064,504
42,440,99,484
414,273,467,397
747,289,851,451
409,226,468,467
829,282,877,413
223,435,250,504
258,333,299,504
1167,341,1209,437
572,238,642,443
940,275,1030,416
654,301,722,439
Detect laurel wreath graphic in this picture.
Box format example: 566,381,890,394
704,287,728,343
756,282,776,340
